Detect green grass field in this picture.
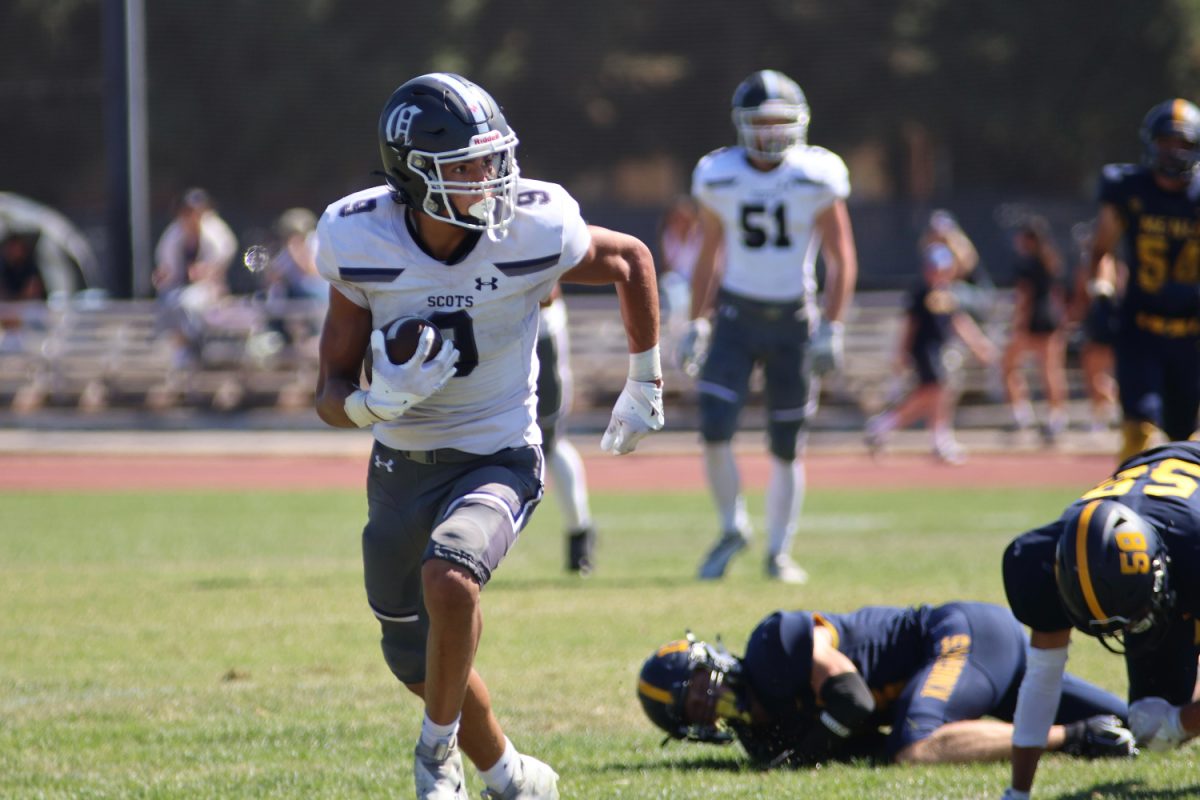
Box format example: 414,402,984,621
1,483,1196,799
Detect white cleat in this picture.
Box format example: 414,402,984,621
766,554,808,584
480,753,559,799
415,737,469,800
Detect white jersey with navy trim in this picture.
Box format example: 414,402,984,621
692,144,850,305
316,178,592,454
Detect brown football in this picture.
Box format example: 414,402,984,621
364,316,443,379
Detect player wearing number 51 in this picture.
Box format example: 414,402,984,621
682,69,858,584
1083,99,1200,464
999,441,1200,799
313,72,663,800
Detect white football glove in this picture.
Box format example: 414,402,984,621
1129,697,1187,751
676,317,711,378
345,328,458,427
809,319,844,376
601,378,664,455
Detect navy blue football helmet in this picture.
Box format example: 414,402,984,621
1055,499,1174,653
731,70,809,164
637,632,743,744
1140,98,1200,180
378,73,520,238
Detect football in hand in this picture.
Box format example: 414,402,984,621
364,316,443,379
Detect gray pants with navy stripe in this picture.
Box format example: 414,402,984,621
361,441,543,684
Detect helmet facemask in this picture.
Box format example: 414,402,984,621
637,633,745,745
405,129,521,241
1084,555,1173,655
733,101,809,164
1146,134,1200,181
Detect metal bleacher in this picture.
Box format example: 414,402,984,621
0,289,1027,426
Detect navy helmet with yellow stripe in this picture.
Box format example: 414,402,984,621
1140,98,1200,179
1054,499,1174,653
637,632,743,745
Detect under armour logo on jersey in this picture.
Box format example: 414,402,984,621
384,102,421,146
374,455,394,473
475,277,499,291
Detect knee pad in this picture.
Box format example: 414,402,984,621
379,615,428,685
1119,420,1159,464
767,419,805,461
430,496,520,586
699,390,741,442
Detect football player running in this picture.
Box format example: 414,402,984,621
1001,440,1200,799
1085,99,1200,463
682,69,858,584
637,602,1134,769
314,72,664,800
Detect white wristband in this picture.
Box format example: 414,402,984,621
629,344,662,382
344,389,383,428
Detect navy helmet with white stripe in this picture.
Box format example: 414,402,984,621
378,73,520,238
731,69,809,164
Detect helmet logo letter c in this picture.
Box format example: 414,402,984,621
385,103,421,146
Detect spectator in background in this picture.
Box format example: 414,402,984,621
152,188,238,369
0,226,46,303
657,195,705,356
920,208,994,322
537,285,598,574
1067,220,1120,433
1001,216,1069,444
0,223,47,350
265,207,324,302
865,243,998,464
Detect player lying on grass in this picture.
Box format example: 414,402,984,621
638,601,1135,767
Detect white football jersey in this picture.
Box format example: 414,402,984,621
316,179,592,454
691,144,850,304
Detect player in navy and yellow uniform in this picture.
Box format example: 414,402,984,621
636,602,1132,769
1085,99,1200,462
1001,440,1200,799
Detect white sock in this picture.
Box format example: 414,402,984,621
704,442,749,534
766,457,804,557
479,737,519,792
1013,401,1035,428
419,712,460,750
546,437,591,531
